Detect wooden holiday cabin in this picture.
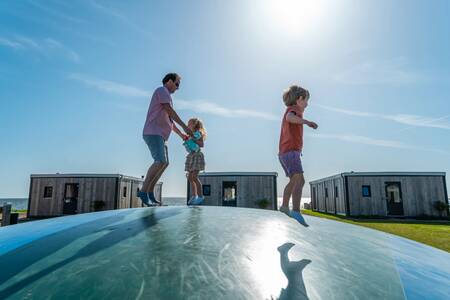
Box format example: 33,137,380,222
310,172,448,219
28,174,162,218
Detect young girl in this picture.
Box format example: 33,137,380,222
278,85,318,226
174,118,206,205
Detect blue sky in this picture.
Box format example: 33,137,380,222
1,0,449,198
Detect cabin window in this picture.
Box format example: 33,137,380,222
123,186,127,197
335,186,339,198
203,185,211,196
325,188,328,198
362,185,371,197
43,186,53,198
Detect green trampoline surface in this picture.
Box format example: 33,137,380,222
0,206,449,299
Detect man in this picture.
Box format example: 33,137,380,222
139,73,192,206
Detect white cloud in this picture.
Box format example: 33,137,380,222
15,35,41,50
45,38,80,62
315,104,450,130
69,73,150,98
28,0,88,24
308,133,450,155
333,57,423,85
309,133,411,149
0,37,23,49
68,74,278,120
0,35,80,63
176,99,278,121
89,1,152,38
384,114,450,130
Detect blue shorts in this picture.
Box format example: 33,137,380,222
143,135,169,164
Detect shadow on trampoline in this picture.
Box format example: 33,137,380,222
0,208,182,299
276,242,311,300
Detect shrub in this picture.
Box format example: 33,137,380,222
93,200,106,211
433,201,449,218
255,198,270,209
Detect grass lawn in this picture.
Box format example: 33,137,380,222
302,209,450,253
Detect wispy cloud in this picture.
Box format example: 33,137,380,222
45,38,80,62
69,73,150,98
333,57,423,85
68,73,278,120
28,0,88,24
89,1,152,38
176,100,278,121
308,133,450,155
0,37,24,49
315,103,450,130
0,35,80,63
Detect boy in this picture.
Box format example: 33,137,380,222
278,85,318,226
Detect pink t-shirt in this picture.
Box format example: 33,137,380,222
143,86,173,140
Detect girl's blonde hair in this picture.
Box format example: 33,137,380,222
282,85,310,106
188,118,207,139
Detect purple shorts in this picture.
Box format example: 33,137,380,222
279,151,303,177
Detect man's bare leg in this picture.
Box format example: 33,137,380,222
147,163,168,193
142,162,166,193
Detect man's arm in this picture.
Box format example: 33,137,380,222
193,136,204,148
162,103,193,136
173,124,188,140
286,112,318,129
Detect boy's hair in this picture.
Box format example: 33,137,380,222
282,85,310,106
162,73,180,85
188,118,207,139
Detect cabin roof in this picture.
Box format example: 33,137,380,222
199,172,278,177
30,173,143,181
309,172,446,184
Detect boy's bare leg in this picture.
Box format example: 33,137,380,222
292,173,305,211
282,173,301,208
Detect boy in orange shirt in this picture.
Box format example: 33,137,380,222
278,85,318,226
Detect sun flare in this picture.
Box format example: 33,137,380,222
262,0,325,36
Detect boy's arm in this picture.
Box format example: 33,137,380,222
286,112,318,129
162,103,193,136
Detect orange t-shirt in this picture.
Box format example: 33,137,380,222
279,106,303,154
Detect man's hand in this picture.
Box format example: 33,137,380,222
183,126,193,136
307,121,318,129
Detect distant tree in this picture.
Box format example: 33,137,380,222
433,201,449,218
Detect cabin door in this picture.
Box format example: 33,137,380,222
222,181,237,207
63,183,79,215
311,187,316,210
385,182,404,216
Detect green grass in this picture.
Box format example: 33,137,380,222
302,209,450,253
12,209,28,213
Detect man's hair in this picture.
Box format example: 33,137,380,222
162,73,180,85
282,85,310,106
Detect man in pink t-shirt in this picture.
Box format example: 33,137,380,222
139,73,192,206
